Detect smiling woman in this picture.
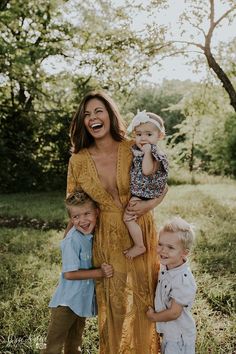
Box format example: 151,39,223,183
66,90,167,353
69,91,125,153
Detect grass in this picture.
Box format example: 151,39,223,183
0,182,236,353
0,191,66,221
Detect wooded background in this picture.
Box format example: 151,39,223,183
1,0,236,193
1,2,236,353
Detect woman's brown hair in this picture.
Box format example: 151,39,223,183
70,91,126,153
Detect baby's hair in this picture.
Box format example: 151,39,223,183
65,190,97,214
160,216,195,251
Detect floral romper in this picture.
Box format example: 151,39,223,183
130,144,169,199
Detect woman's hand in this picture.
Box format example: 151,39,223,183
126,197,151,218
125,185,168,218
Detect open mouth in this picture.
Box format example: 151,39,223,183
160,255,168,260
90,123,103,131
81,223,90,230
79,224,92,234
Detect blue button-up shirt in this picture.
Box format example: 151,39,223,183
49,226,97,317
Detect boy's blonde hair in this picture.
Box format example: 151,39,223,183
65,190,97,215
160,216,195,251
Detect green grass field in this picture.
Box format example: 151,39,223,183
0,183,235,353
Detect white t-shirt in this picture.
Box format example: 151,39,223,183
154,261,197,343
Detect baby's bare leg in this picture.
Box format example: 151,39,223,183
123,213,146,259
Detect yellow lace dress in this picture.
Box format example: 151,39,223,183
67,139,160,354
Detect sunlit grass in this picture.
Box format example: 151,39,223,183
0,191,66,221
155,182,236,353
1,182,236,353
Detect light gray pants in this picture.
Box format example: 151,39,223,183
161,336,195,354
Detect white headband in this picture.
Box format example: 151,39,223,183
127,110,165,133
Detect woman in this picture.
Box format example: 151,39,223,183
67,90,166,354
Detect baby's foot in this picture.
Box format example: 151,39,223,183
124,245,146,259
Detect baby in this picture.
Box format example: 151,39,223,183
124,110,168,258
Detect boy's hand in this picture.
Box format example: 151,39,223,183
146,306,156,322
101,263,113,278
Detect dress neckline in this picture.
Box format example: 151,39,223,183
84,141,123,209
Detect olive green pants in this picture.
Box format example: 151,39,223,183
42,306,86,354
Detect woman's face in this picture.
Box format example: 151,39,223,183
84,98,111,139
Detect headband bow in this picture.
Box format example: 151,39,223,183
127,110,164,133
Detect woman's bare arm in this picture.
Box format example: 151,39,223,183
125,185,168,219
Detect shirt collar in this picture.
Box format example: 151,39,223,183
160,261,189,278
74,227,93,240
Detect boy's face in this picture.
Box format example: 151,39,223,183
69,201,99,235
157,230,188,269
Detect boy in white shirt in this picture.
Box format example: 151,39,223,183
146,217,197,354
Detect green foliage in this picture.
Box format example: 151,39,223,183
207,113,236,176
122,81,187,136
1,0,166,193
0,0,74,192
144,0,236,112
167,84,236,177
0,0,236,193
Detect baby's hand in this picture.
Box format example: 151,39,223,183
141,143,152,154
101,263,113,278
146,306,156,322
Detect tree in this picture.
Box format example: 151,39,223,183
0,0,167,192
122,80,188,136
169,90,209,177
144,0,236,112
0,0,74,191
168,83,236,177
55,0,167,95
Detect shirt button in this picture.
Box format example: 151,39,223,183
162,271,164,275
184,274,187,277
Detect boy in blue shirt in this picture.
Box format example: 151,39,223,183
42,191,113,354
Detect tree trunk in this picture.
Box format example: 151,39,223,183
204,47,236,112
189,138,194,173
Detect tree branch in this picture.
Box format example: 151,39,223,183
214,5,236,29
170,40,205,51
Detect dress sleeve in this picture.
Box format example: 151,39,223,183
66,154,81,196
170,272,197,308
151,145,169,173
